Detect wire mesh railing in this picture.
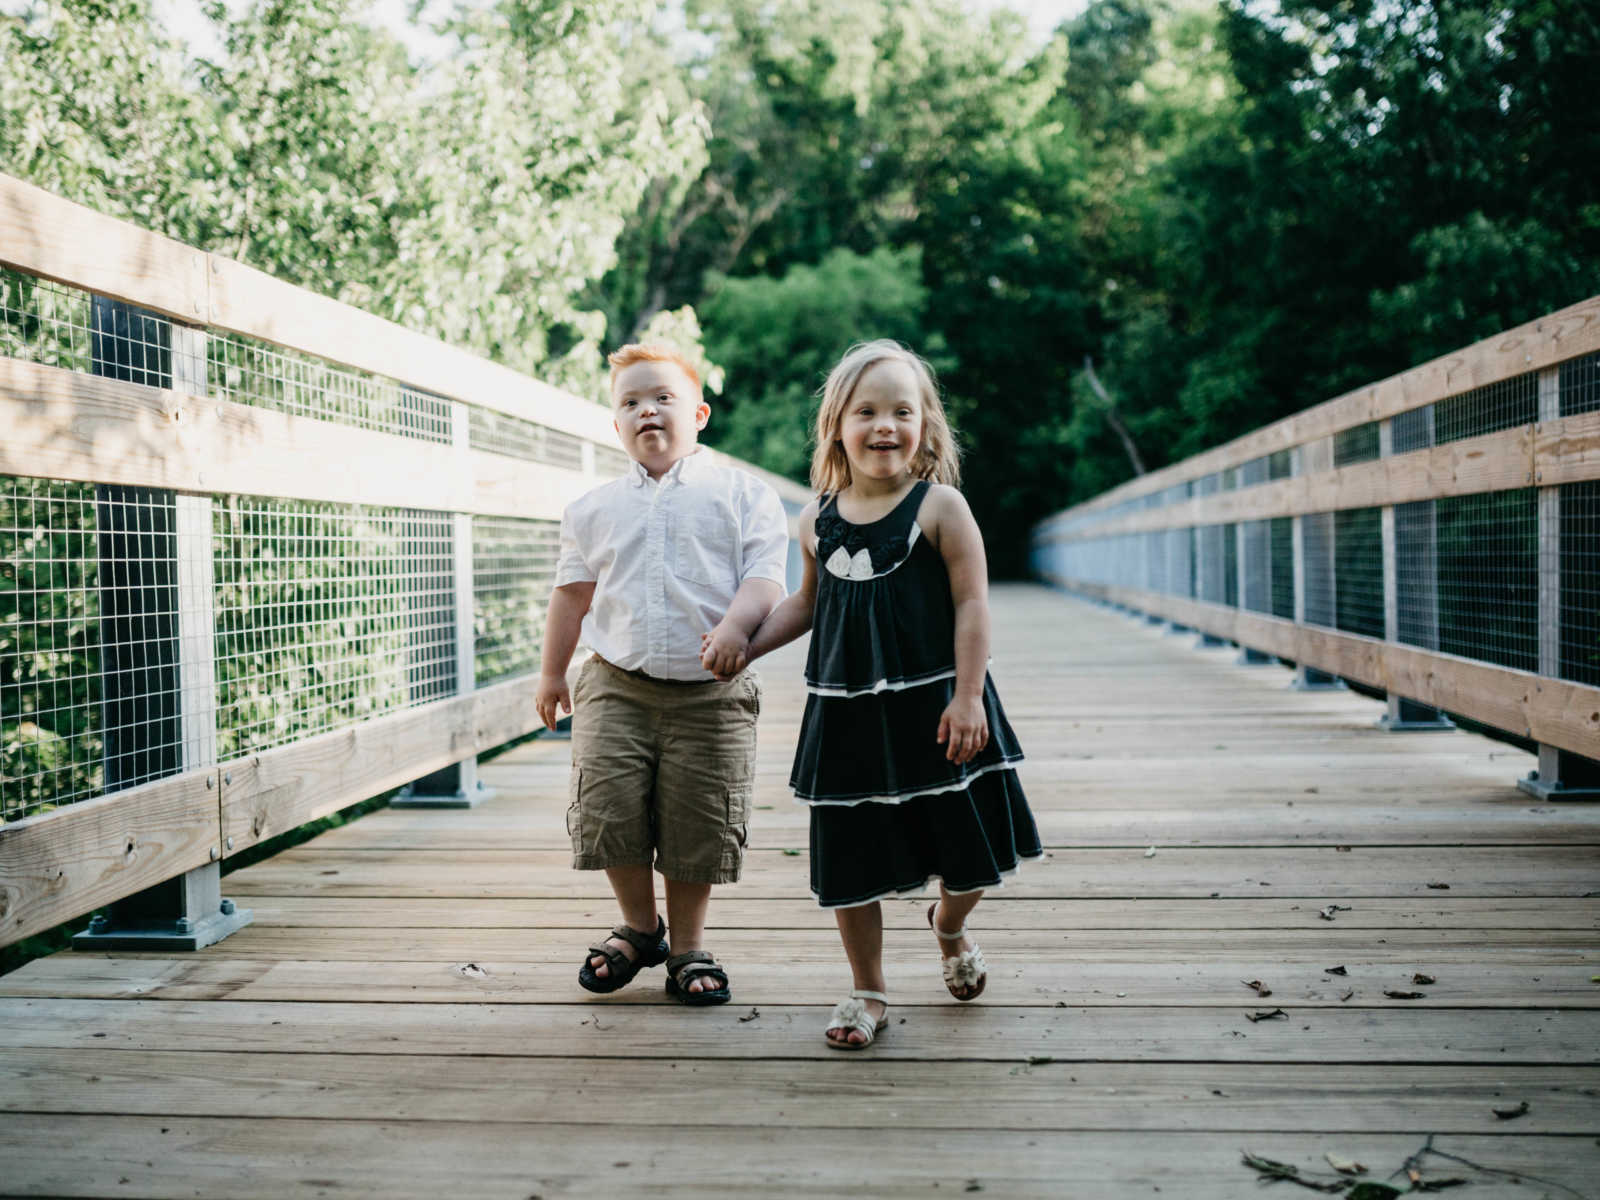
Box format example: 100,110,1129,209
1031,293,1600,793
0,172,811,948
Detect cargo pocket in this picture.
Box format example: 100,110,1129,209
721,784,752,875
566,768,584,855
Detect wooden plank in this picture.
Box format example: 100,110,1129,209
1537,408,1600,487
224,895,1600,932
1052,423,1541,539
128,923,1598,964
0,769,219,948
217,843,1600,899
5,1049,1597,1134
5,997,1593,1065
6,953,1594,1008
310,801,1600,850
0,357,585,520
0,173,207,320
3,1117,1591,1200
1046,292,1600,521
1052,578,1600,760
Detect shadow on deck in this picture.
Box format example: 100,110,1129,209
2,585,1598,1197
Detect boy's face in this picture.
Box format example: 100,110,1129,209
612,360,710,476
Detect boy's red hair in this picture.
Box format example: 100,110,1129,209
606,343,702,399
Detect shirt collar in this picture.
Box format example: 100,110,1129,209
627,448,708,488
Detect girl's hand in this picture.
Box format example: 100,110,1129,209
701,624,749,681
937,694,989,764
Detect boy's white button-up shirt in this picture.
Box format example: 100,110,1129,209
554,449,790,680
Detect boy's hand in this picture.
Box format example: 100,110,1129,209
700,623,749,681
936,694,989,764
534,672,572,731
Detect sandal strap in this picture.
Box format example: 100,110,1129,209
850,989,889,1003
609,919,665,954
586,942,633,973
666,950,727,986
927,901,969,940
826,994,884,1043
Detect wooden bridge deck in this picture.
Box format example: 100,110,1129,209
3,585,1598,1197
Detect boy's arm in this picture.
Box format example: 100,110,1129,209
535,580,595,730
702,479,791,676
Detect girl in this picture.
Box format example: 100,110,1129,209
725,340,1041,1050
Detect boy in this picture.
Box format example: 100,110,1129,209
534,344,788,1004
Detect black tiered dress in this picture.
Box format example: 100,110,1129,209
792,480,1042,908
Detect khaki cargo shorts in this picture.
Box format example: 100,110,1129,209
567,654,760,884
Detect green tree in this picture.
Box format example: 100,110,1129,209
698,246,931,480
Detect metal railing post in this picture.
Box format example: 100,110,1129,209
75,307,252,951
1520,368,1600,798
1377,416,1451,731
1291,443,1342,690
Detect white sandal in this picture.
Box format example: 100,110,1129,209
928,901,988,1001
824,989,888,1050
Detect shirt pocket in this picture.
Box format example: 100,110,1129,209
672,511,739,589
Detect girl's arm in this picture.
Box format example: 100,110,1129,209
927,486,991,764
704,503,819,676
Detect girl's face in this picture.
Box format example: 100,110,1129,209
839,359,923,484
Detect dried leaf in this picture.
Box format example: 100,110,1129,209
1346,1184,1403,1200
1426,881,1450,889
1412,972,1436,986
1319,904,1352,921
1384,989,1426,1000
1239,1152,1346,1193
1242,979,1272,997
1143,846,1157,858
1492,1100,1529,1120
1323,1152,1366,1175
1339,989,1355,1002
1324,965,1348,975
1246,1008,1288,1023
737,1006,760,1023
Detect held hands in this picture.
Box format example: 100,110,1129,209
533,672,572,731
937,694,989,764
700,621,749,681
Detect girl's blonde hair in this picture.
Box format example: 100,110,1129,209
810,340,961,495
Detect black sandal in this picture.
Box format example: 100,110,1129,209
664,950,731,1006
577,917,669,994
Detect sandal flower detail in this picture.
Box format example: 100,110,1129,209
824,989,889,1050
928,901,987,1001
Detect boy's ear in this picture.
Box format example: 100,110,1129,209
694,399,711,430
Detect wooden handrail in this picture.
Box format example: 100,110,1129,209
1051,293,1600,525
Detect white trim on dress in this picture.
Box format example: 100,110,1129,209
814,853,1045,909
792,755,1024,807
